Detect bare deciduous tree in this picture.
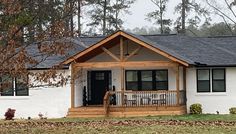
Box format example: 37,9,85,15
0,0,77,95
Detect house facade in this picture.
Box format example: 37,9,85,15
1,30,236,118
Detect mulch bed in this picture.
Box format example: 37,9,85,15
1,120,236,129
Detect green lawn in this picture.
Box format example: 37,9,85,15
1,114,236,134
50,114,236,122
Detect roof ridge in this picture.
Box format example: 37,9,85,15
205,35,236,38
79,36,105,38
141,34,178,36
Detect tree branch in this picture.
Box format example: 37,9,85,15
206,0,236,24
224,0,236,20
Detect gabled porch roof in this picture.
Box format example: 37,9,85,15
62,30,189,66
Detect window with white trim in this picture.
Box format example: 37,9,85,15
212,69,225,92
197,69,225,93
197,69,210,92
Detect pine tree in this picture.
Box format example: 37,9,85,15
113,0,136,31
175,0,211,33
86,0,136,35
146,0,171,34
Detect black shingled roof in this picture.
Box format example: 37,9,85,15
121,32,236,66
27,36,104,69
30,31,236,69
141,34,236,66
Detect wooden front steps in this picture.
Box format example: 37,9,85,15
67,105,186,118
108,105,186,117
67,106,105,118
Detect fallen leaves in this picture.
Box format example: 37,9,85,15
1,119,236,130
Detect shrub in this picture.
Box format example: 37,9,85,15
38,113,47,120
190,103,202,114
229,107,236,114
4,108,16,120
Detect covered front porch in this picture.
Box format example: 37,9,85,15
65,31,188,117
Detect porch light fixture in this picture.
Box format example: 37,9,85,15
125,40,130,56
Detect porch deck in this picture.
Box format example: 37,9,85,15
67,90,186,118
67,105,186,118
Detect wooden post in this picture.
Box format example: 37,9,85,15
120,36,125,106
176,65,180,106
121,67,125,106
120,37,124,61
183,67,187,105
183,67,186,91
71,63,75,108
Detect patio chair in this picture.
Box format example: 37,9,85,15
159,94,166,105
124,94,137,106
152,93,166,105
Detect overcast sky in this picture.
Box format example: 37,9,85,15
81,0,232,32
121,0,225,29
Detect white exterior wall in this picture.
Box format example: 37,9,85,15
186,67,236,114
0,70,71,119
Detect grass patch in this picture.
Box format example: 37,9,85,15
47,114,236,122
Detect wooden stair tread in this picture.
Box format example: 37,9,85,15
66,105,186,118
67,107,106,118
67,115,105,118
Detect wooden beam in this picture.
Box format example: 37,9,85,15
74,61,178,68
121,67,125,106
120,32,189,66
176,65,180,106
120,37,125,106
71,63,75,108
120,37,124,61
102,47,120,62
63,31,122,64
183,67,186,90
124,46,142,61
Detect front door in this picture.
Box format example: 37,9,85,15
90,71,111,105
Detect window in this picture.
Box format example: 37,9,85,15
95,72,105,80
15,76,29,96
212,69,225,92
156,70,168,90
197,69,210,92
0,74,29,96
197,68,226,93
141,71,153,90
126,71,138,90
125,70,168,91
0,74,14,96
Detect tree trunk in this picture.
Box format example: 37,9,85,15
65,0,70,33
70,1,74,37
181,0,186,34
115,0,119,30
103,0,107,35
77,0,81,36
160,0,163,34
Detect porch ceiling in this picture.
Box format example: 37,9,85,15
74,37,120,63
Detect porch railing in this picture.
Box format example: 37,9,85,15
103,90,186,111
